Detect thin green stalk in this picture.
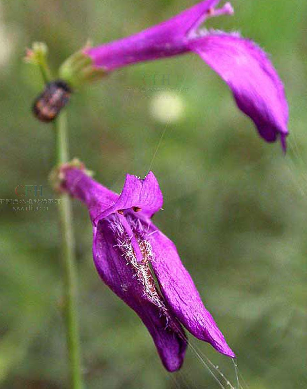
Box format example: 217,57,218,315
38,60,51,84
54,112,84,389
56,112,69,163
31,44,83,387
35,48,52,84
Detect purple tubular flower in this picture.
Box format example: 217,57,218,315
84,0,288,149
60,165,235,371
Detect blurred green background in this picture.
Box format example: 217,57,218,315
1,0,307,388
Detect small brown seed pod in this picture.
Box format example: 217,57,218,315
32,80,72,122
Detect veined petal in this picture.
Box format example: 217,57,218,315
94,171,163,223
84,0,230,71
60,166,118,221
148,229,235,358
188,32,289,149
93,215,187,371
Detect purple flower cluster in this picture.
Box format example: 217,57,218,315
84,0,288,149
60,165,235,371
56,0,290,372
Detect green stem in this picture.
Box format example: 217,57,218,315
38,60,51,84
37,56,52,85
32,45,83,388
54,112,84,389
56,112,69,163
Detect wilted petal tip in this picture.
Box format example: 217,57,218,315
189,32,289,148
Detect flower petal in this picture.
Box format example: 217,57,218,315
84,0,224,71
61,166,118,221
93,216,187,371
94,171,163,223
148,229,235,358
188,32,289,149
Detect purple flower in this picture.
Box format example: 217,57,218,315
59,163,235,371
84,0,288,149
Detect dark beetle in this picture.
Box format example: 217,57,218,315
32,80,72,122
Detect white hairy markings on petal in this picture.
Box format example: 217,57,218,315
109,216,166,312
109,214,186,337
